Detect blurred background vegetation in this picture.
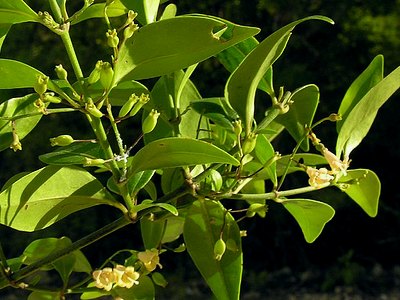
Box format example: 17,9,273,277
1,0,400,298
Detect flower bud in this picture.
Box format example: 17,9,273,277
83,157,106,166
50,134,74,147
55,64,68,80
99,62,114,90
129,93,150,117
87,60,103,85
10,131,22,152
118,93,139,118
142,109,160,134
214,238,226,261
124,22,139,40
85,98,103,118
232,119,242,136
241,132,257,155
34,75,49,96
106,29,119,48
43,93,62,104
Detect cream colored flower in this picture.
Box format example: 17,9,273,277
92,267,116,291
306,167,334,188
322,147,348,175
113,265,140,288
138,249,162,272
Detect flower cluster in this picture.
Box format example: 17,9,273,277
92,265,140,291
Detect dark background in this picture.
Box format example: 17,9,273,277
1,0,399,299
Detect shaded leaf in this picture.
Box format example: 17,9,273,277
141,217,166,249
282,199,335,243
0,0,39,24
113,275,155,300
70,0,127,24
39,143,104,165
184,199,242,300
254,134,277,186
337,169,380,217
0,166,119,231
121,0,160,25
0,23,11,52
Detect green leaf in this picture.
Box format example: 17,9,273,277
0,0,39,24
39,143,105,165
141,217,166,249
0,23,11,52
337,169,380,217
282,199,335,243
0,59,57,90
128,137,240,176
159,3,177,20
114,15,260,82
113,275,155,300
0,166,119,231
28,291,59,300
184,199,242,300
161,216,185,243
108,170,155,196
143,70,208,144
0,94,48,152
121,0,160,25
336,65,400,158
132,200,178,216
225,16,333,134
275,84,319,151
70,0,128,24
337,55,384,132
217,37,274,97
254,134,277,186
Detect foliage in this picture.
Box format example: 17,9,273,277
0,0,398,299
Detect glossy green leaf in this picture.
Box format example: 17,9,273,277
225,16,333,134
0,166,119,231
0,94,48,152
336,66,400,158
275,84,319,151
282,199,335,243
107,170,155,197
113,275,155,300
159,3,177,20
129,137,239,177
132,199,178,216
143,70,207,144
217,37,274,97
184,199,242,300
121,0,160,25
0,0,39,24
70,0,128,24
337,55,384,132
161,216,185,243
39,143,105,165
0,59,57,90
114,15,260,82
141,217,166,249
337,169,380,217
0,23,11,52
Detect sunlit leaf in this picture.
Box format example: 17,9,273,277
282,198,335,243
120,0,160,25
0,0,39,24
337,169,380,217
128,137,240,176
0,23,11,52
336,65,400,158
70,0,127,24
113,275,155,300
184,199,242,300
225,16,333,134
141,217,166,249
114,15,260,82
0,166,119,231
39,143,105,165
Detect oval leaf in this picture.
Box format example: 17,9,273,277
336,65,400,158
225,16,333,134
114,15,260,82
128,137,239,176
184,199,242,300
0,166,119,231
337,169,380,217
70,1,128,24
282,198,335,243
0,0,39,24
39,143,105,165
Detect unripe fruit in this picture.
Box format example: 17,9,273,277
99,62,114,90
50,134,74,147
34,75,49,96
214,238,226,261
142,109,160,134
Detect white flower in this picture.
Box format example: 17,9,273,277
322,148,348,176
92,267,116,291
306,167,334,188
113,265,140,288
138,249,162,272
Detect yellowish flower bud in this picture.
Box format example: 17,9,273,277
34,75,49,96
129,93,150,117
124,21,139,40
246,203,268,218
10,131,22,152
43,93,62,104
306,167,334,188
214,238,226,261
83,157,106,166
50,134,74,147
85,98,103,118
106,29,119,48
142,109,160,134
118,93,139,118
55,64,68,80
99,62,114,90
87,60,103,85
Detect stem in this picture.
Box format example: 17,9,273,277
218,183,331,201
0,108,78,122
48,0,63,23
60,33,85,88
4,216,131,285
